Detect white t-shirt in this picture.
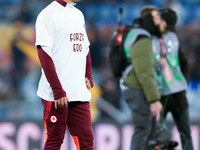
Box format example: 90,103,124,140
35,1,91,102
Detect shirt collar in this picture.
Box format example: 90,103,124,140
56,0,76,7
56,0,67,7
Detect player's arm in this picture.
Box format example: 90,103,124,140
37,46,68,109
35,13,68,109
82,15,93,89
85,50,94,89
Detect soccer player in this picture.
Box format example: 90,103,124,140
35,0,94,149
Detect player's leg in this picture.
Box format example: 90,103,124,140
42,99,68,150
67,102,94,150
172,108,194,150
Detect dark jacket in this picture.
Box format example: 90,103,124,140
123,14,161,103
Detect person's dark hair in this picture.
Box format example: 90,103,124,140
133,14,160,37
159,8,177,32
140,5,158,17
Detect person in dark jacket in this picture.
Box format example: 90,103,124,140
120,6,163,150
157,8,193,150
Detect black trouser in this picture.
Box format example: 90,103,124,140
162,108,193,150
120,83,156,150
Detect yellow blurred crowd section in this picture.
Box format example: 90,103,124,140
0,22,40,67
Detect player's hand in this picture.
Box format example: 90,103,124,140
85,77,92,89
54,96,69,109
150,101,163,121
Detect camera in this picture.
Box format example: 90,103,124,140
148,122,178,150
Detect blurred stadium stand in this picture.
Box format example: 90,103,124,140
0,0,199,119
0,0,200,149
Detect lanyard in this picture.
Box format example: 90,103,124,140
160,38,166,58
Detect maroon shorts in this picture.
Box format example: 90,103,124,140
42,99,94,150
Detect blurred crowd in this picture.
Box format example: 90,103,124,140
0,0,200,121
